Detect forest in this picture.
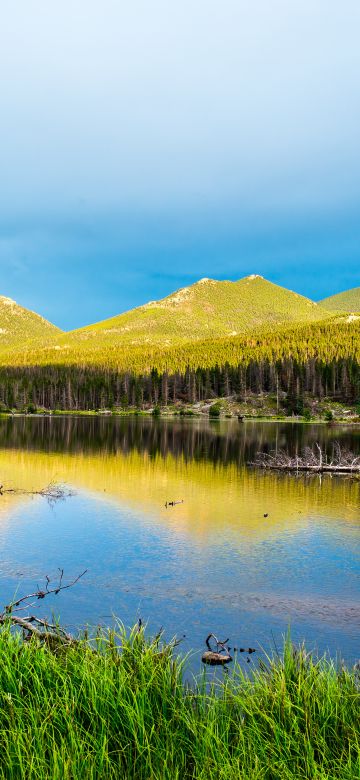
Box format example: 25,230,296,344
0,319,358,411
0,358,358,413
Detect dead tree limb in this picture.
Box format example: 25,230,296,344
0,482,75,504
248,443,360,474
202,633,233,665
0,569,87,647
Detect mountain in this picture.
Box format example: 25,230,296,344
0,276,335,367
0,295,61,348
319,286,360,313
61,275,333,351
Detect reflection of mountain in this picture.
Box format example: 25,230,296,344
0,443,358,543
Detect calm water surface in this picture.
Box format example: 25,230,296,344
0,417,359,665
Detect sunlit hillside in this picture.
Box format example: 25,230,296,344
0,295,61,348
0,276,343,372
319,286,360,313
60,275,333,347
1,317,357,374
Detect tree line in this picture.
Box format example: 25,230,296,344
0,355,358,411
0,319,358,411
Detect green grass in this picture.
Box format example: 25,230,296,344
319,286,360,313
0,624,358,779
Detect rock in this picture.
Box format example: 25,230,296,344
201,650,232,666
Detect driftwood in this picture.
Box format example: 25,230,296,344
0,481,74,505
249,443,360,474
202,651,232,666
0,569,87,648
201,634,257,665
202,633,232,665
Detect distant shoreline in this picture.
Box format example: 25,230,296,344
1,409,359,425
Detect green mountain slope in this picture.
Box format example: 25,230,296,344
319,286,360,313
0,295,61,348
60,275,333,351
0,276,340,371
1,319,358,381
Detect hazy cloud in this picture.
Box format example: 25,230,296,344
0,1,359,325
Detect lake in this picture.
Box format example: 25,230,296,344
0,416,359,666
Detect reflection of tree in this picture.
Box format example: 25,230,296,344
0,417,357,469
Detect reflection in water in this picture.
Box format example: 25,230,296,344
0,448,359,542
0,415,359,462
0,417,358,664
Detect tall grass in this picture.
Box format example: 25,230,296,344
0,624,358,779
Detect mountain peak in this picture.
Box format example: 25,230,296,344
65,274,333,350
0,295,61,346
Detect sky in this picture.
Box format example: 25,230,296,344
0,1,359,330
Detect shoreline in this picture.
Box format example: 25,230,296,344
1,410,359,425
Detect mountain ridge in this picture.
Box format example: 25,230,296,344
319,286,360,313
0,276,356,367
0,295,62,348
62,275,333,350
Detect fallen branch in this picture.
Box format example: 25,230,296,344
249,443,360,474
202,633,232,665
0,569,87,647
0,481,75,504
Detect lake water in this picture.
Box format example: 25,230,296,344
0,416,359,667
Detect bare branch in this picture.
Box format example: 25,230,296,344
0,482,75,504
248,443,360,474
3,569,87,616
205,633,230,652
0,569,87,648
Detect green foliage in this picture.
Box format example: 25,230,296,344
320,286,360,313
324,409,334,421
0,626,358,779
1,317,358,377
152,405,161,417
0,350,358,411
285,378,304,416
302,408,312,421
120,393,129,409
209,401,222,417
25,402,38,414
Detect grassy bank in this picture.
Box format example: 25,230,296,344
0,625,359,779
1,396,359,424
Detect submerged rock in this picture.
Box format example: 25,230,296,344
201,650,232,666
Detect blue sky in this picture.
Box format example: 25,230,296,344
0,1,359,330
